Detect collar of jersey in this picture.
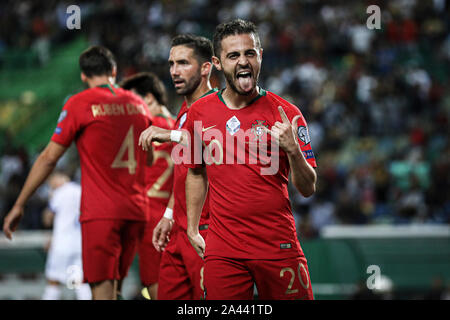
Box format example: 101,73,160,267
97,83,119,95
217,87,266,109
155,113,168,119
200,88,219,99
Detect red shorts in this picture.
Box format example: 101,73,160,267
137,202,165,286
204,255,314,300
157,223,208,300
81,219,146,284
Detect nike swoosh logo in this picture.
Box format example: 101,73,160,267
202,125,216,132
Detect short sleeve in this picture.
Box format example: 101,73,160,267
51,96,84,147
283,105,317,168
293,111,317,168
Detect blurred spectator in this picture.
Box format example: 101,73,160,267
396,173,427,222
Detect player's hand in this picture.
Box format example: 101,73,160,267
187,230,205,259
3,205,24,240
139,126,171,151
152,217,173,252
265,106,301,155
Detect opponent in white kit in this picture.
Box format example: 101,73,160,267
42,172,91,300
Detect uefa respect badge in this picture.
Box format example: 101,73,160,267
226,116,240,135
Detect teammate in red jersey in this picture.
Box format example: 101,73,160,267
120,72,175,300
139,34,216,300
2,46,153,300
185,19,318,300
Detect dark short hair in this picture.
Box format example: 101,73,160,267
120,72,168,106
171,34,213,64
213,19,261,57
79,46,116,77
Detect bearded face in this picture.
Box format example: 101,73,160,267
169,45,202,96
217,33,262,96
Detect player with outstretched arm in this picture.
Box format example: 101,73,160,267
139,34,216,300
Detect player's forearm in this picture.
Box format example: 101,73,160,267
167,192,175,210
186,167,208,237
161,190,175,221
14,150,59,208
140,127,189,148
286,147,317,197
171,130,189,146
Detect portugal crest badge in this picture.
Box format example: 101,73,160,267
251,120,269,142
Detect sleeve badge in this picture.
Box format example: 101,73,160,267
297,126,311,145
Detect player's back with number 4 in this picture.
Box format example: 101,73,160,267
51,85,152,222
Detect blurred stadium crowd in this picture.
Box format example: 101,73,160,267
0,0,449,238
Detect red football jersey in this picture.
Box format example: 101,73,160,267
51,84,152,222
146,114,175,213
184,88,317,259
172,100,210,231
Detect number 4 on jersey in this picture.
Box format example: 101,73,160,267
111,125,137,174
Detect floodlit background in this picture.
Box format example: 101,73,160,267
0,0,449,300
